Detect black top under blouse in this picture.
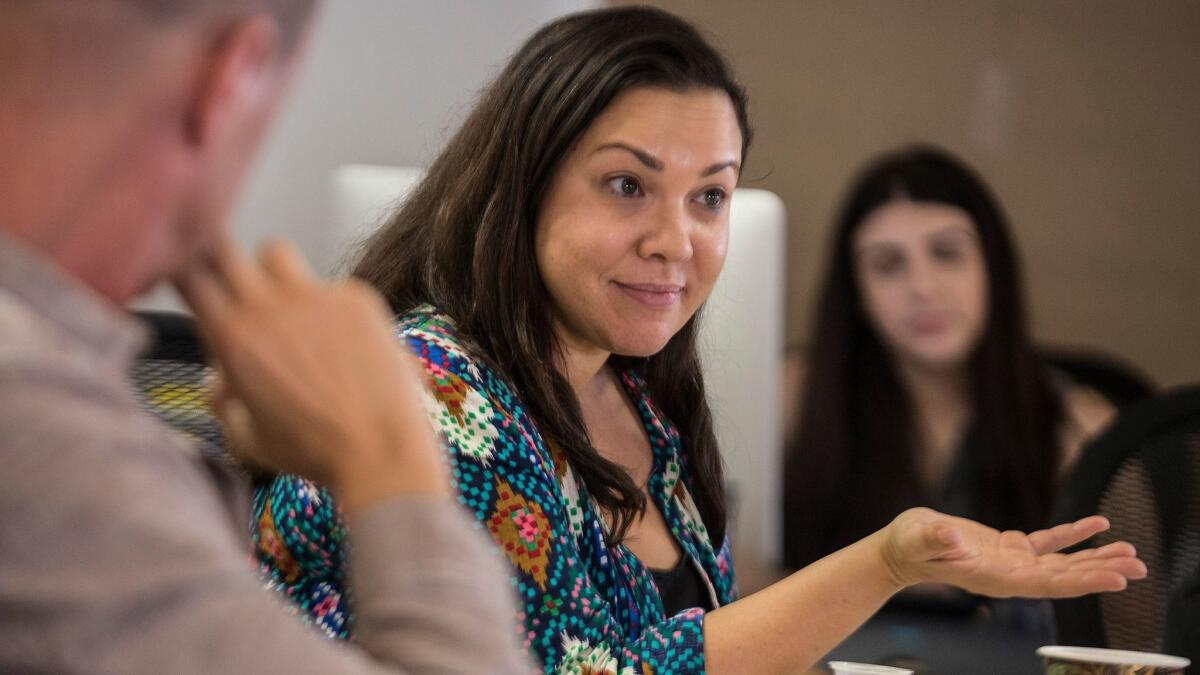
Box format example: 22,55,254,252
649,554,713,616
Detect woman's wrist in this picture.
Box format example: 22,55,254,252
872,522,919,592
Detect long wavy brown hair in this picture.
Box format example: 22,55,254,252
352,6,751,545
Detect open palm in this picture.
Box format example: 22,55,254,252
886,508,1147,599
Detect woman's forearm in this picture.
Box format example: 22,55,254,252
704,506,1146,674
703,529,905,675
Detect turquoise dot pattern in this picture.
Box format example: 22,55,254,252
252,305,737,673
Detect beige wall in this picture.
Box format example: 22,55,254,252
618,0,1200,387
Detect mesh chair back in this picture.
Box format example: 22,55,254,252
129,311,227,457
1052,386,1200,662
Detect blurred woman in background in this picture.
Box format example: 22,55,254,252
782,145,1117,571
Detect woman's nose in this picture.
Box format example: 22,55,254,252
907,256,939,298
638,201,694,263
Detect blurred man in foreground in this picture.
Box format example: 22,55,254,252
0,2,524,672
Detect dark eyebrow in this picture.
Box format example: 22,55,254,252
925,223,979,242
855,241,902,258
592,142,663,171
855,224,978,257
702,160,740,177
592,141,741,178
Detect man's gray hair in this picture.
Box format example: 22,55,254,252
119,0,317,46
0,0,316,99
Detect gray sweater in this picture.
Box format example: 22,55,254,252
0,233,528,674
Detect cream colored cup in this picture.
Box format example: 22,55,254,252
1037,646,1190,674
827,662,914,675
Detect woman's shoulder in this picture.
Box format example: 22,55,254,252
1045,366,1118,437
396,304,470,357
396,304,548,472
396,304,500,391
1056,380,1118,473
1063,384,1117,435
396,303,516,400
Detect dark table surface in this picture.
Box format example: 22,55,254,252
822,602,1052,674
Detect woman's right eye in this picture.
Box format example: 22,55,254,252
606,175,643,198
870,255,904,277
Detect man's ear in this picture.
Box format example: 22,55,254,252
183,14,283,149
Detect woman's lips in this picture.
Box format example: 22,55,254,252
910,313,951,335
613,281,684,309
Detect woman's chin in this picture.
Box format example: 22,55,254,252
606,331,676,359
901,345,973,372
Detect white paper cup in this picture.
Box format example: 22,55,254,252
827,661,915,675
1037,646,1190,674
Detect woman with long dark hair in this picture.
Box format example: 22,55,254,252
783,145,1116,571
256,11,1140,674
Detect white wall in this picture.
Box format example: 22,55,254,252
136,0,595,308
240,0,606,274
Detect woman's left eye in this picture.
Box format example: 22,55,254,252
697,188,727,210
932,244,965,263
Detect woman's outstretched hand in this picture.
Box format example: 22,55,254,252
880,507,1147,598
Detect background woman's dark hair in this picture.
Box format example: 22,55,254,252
782,145,1064,568
353,6,751,545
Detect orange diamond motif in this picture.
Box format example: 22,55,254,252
487,478,552,591
427,365,472,426
257,498,301,584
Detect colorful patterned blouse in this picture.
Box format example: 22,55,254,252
253,305,738,673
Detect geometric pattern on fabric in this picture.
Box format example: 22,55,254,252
253,305,737,673
419,357,499,465
489,477,554,591
253,477,351,640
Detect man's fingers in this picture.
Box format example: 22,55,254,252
206,367,228,411
174,258,229,333
213,394,275,473
210,238,267,301
176,237,308,355
259,239,314,286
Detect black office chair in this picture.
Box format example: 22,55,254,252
1051,386,1200,662
1041,346,1157,410
129,310,228,457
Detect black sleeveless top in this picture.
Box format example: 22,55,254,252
649,555,713,616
